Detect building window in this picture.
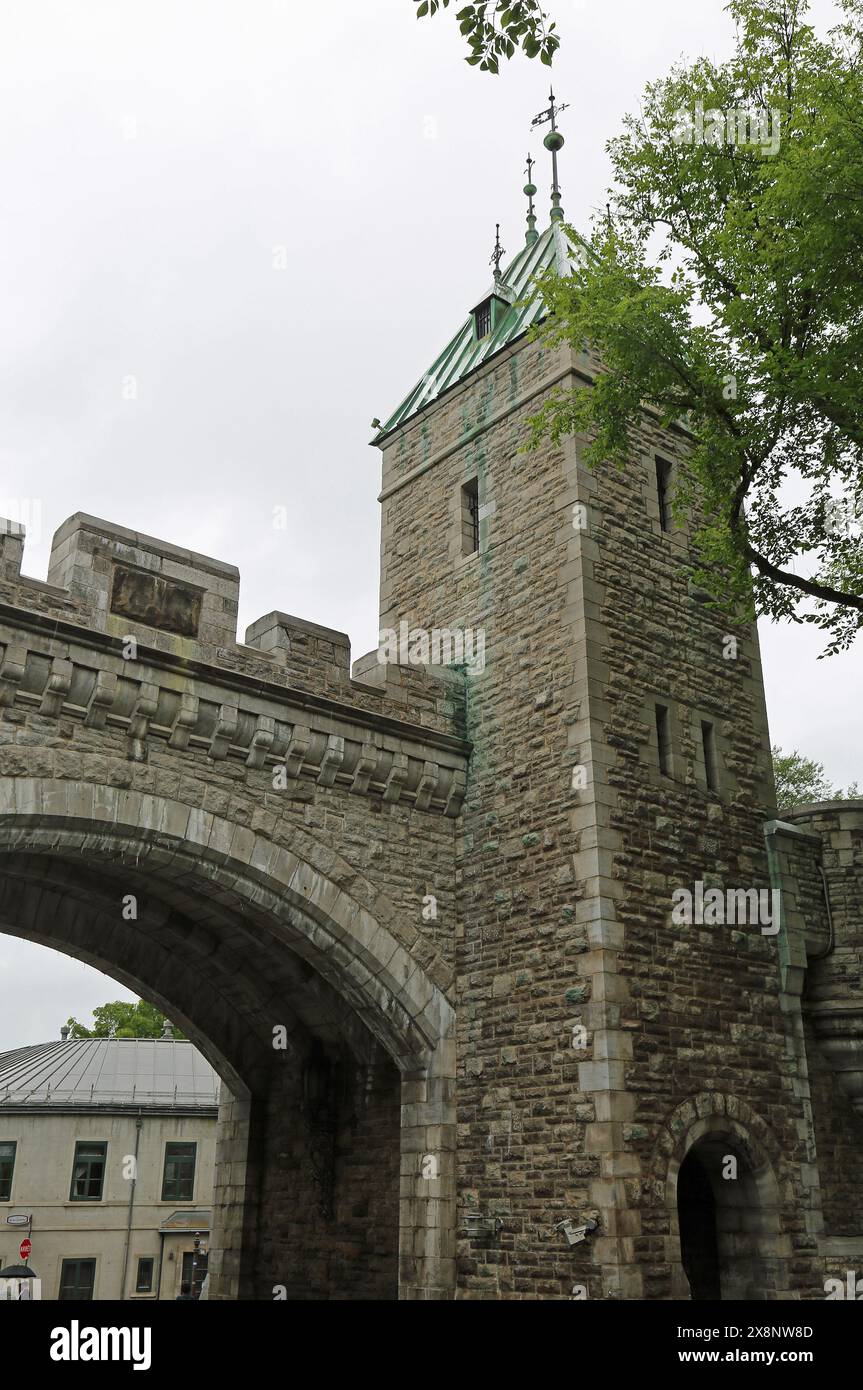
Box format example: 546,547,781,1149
0,1141,16,1201
461,478,479,556
59,1259,96,1301
135,1257,155,1294
655,704,672,776
701,720,718,792
162,1142,197,1202
70,1142,107,1201
474,299,491,339
656,457,673,532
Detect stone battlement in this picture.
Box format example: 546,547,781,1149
0,514,469,817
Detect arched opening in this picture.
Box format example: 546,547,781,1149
0,857,403,1299
676,1145,721,1301
675,1133,783,1301
0,780,456,1300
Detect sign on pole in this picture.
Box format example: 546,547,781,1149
19,1238,31,1261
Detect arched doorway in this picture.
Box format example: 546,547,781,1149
675,1131,785,1301
662,1101,792,1301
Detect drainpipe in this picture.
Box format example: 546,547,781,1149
810,862,836,961
156,1231,166,1300
120,1113,143,1300
764,825,791,989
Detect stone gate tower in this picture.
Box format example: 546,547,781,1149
371,158,863,1299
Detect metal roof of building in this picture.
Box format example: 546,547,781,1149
0,1039,220,1112
374,221,581,442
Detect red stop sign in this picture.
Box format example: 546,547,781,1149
19,1238,31,1261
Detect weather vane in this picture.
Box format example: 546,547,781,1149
531,87,568,222
490,223,506,282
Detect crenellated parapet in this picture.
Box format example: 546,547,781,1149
0,514,470,819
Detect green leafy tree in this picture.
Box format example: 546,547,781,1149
527,0,863,653
772,745,835,806
413,0,559,72
772,744,860,806
65,1000,186,1040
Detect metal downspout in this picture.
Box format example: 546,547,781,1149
119,1112,143,1299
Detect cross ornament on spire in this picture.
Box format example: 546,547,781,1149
531,87,568,222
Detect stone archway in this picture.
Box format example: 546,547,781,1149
658,1095,792,1301
0,777,456,1300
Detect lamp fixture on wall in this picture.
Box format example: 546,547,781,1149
555,1218,598,1247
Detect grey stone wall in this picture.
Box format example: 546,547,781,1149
253,1044,400,1299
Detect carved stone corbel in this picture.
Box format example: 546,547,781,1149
246,715,276,769
415,760,439,812
444,768,467,818
85,670,118,729
168,691,199,750
128,682,160,762
39,657,74,719
351,742,379,795
317,735,345,787
209,703,239,760
383,752,409,804
0,644,27,709
284,723,312,778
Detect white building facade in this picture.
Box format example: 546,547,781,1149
0,1035,218,1299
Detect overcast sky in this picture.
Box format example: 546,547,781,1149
0,0,857,1049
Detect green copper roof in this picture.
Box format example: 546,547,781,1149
375,221,579,442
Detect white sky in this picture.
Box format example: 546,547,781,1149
0,0,857,1048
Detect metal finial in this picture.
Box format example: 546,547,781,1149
531,87,568,223
490,223,506,282
524,154,538,246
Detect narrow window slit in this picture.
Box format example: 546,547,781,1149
461,478,479,555
701,720,718,792
656,704,672,776
656,457,673,532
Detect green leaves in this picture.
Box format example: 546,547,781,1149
771,745,858,807
528,0,863,652
414,0,558,70
66,1000,187,1040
